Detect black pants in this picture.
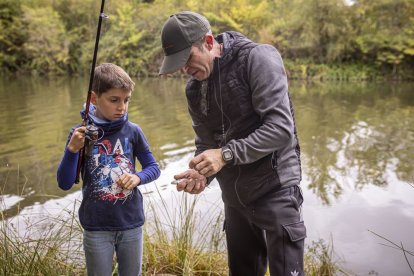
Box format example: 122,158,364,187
224,185,306,276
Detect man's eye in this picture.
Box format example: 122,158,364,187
110,98,118,103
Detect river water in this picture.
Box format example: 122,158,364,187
0,76,413,275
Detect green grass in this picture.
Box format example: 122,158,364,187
0,202,84,275
1,191,343,275
143,193,227,275
304,238,349,276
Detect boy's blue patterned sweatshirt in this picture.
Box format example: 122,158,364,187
57,105,160,231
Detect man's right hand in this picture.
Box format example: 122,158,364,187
173,169,207,194
67,126,86,153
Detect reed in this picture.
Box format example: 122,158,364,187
304,238,350,276
0,202,84,275
0,190,341,275
143,192,227,275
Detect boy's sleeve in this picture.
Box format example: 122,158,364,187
57,129,78,190
134,127,161,185
135,151,160,184
57,148,79,190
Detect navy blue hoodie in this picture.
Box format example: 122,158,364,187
57,105,160,230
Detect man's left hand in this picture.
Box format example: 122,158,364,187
189,149,225,177
174,169,207,194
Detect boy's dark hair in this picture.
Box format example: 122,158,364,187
92,63,135,95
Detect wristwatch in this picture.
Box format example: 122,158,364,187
221,146,233,163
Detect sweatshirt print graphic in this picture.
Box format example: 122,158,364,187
88,137,135,203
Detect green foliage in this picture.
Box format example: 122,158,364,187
96,1,169,76
199,0,272,40
352,0,414,77
22,6,69,74
266,0,353,63
0,0,413,79
285,60,379,81
0,0,27,72
53,0,99,73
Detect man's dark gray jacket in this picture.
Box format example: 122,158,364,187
186,31,301,207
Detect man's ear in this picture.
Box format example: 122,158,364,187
205,34,214,50
91,91,97,104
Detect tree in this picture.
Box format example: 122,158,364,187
53,0,98,73
352,0,414,76
0,0,27,72
22,6,69,74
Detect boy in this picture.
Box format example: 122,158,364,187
57,63,160,276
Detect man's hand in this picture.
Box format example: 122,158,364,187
117,173,141,190
189,149,225,177
173,169,207,194
67,126,86,153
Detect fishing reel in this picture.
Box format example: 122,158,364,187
84,124,99,157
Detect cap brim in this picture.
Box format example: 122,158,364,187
159,46,191,75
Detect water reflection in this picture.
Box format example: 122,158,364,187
1,78,413,212
292,82,414,204
1,77,414,275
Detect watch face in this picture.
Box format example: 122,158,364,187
223,149,233,161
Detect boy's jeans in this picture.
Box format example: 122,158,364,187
83,226,143,276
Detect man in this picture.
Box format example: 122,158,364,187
159,11,306,276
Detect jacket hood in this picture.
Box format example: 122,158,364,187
217,31,254,68
80,104,128,135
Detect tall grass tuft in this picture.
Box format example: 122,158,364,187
1,187,343,275
143,191,343,275
0,202,84,275
143,192,228,275
304,238,350,276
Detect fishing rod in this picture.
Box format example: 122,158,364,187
75,0,108,184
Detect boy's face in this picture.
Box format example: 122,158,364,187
91,88,131,121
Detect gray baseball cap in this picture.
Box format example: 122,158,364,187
159,11,210,75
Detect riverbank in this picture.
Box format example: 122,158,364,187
3,60,414,82
284,61,414,82
0,192,343,275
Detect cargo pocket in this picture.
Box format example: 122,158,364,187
282,221,306,275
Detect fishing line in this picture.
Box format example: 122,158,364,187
75,0,109,183
99,0,111,63
90,0,109,116
90,0,111,105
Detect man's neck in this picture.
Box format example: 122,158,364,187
212,43,222,58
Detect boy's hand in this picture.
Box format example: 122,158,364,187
67,126,86,153
174,169,207,194
117,173,141,190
